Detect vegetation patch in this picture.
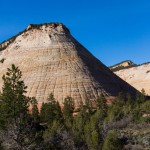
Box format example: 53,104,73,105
0,58,5,63
0,65,149,149
110,64,137,72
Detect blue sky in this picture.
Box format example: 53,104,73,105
0,0,150,66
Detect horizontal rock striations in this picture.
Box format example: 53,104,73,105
0,23,138,106
115,62,150,96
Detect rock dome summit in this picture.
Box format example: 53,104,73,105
0,23,137,106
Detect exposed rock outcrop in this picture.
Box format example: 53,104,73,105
110,60,137,72
115,62,150,96
0,23,138,106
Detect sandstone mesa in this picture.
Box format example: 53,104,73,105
0,23,138,106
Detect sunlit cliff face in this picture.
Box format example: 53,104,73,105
0,23,137,107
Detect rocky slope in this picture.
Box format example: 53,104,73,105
110,60,137,72
115,62,150,96
0,23,137,106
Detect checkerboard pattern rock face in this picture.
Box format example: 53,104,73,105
0,23,137,106
115,63,150,96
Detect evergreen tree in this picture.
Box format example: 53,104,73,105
84,117,101,150
73,106,87,147
47,93,55,103
97,94,108,119
141,88,146,95
40,94,55,124
136,89,146,104
0,64,35,149
90,115,101,150
54,101,64,124
40,93,63,124
40,102,48,122
102,130,122,150
31,97,39,123
63,96,74,128
0,64,30,123
106,101,124,122
116,92,126,105
126,93,132,104
85,98,93,115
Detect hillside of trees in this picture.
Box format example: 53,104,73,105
0,65,150,150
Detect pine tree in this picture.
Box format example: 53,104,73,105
31,97,39,123
47,93,55,103
40,102,47,122
83,116,101,150
102,130,122,150
40,93,63,124
47,93,63,123
90,116,101,150
126,93,132,103
54,101,64,124
63,96,74,128
117,92,126,105
0,64,35,149
40,94,55,124
136,88,146,104
97,94,108,119
0,64,30,124
86,98,93,114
